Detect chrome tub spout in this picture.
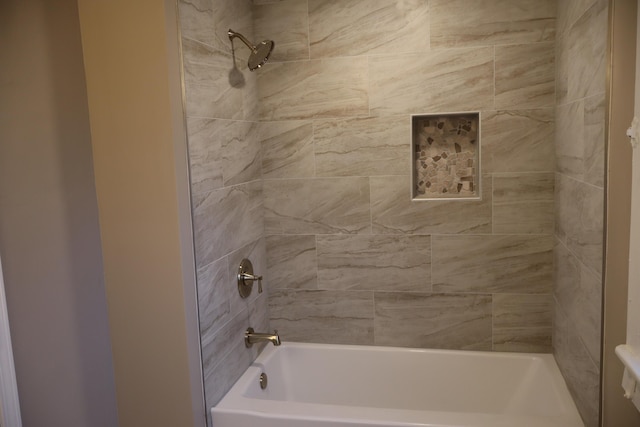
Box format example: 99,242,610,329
245,327,281,347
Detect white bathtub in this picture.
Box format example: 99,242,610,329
211,342,584,427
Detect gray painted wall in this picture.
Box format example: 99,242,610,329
0,0,119,426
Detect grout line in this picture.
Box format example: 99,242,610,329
369,177,374,234
553,234,602,281
311,121,318,177
429,234,434,293
313,234,319,290
305,0,310,61
492,45,496,111
366,55,371,118
261,175,409,182
372,290,376,345
491,174,495,233
491,293,495,351
555,170,605,191
555,90,607,108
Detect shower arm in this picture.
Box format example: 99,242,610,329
228,30,257,53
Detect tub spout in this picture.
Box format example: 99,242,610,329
245,327,281,347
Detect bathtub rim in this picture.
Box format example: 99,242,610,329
212,341,584,427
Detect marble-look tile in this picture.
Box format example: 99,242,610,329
269,289,374,344
553,239,580,305
242,285,272,357
374,292,492,350
179,0,216,47
227,238,268,305
556,0,596,37
493,173,554,234
192,181,263,269
482,109,555,173
308,0,429,58
202,309,259,410
432,235,553,293
238,57,259,121
493,294,553,328
258,57,369,120
260,121,314,179
553,303,600,427
186,118,223,194
180,0,258,120
196,240,270,358
555,173,604,276
552,301,567,363
196,257,230,339
185,78,257,121
266,235,318,290
495,42,555,109
264,177,371,234
200,305,250,373
576,267,602,362
564,0,607,103
204,341,254,424
216,119,261,186
555,30,570,104
182,36,226,88
182,38,245,120
554,240,602,364
314,116,409,177
316,235,431,292
493,327,552,353
430,0,555,48
200,239,270,413
180,0,253,53
584,92,606,188
253,0,289,4
369,48,494,116
556,100,585,180
248,291,271,338
253,0,309,62
371,175,492,234
216,0,254,48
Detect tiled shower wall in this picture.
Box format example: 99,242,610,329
553,0,607,425
178,0,270,416
256,0,557,351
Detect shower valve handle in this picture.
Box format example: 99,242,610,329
239,272,263,293
237,258,263,298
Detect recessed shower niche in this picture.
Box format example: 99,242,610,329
412,112,480,200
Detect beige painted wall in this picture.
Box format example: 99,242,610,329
0,0,118,425
602,0,640,425
77,1,203,426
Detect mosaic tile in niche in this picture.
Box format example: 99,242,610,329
412,113,480,199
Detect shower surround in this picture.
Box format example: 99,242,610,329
178,0,269,416
553,0,607,425
177,1,599,427
258,0,556,352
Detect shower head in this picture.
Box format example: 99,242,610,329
228,29,275,71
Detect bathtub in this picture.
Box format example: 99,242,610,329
211,342,584,427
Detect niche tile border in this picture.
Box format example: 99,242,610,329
411,112,481,201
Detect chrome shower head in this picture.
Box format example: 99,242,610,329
228,29,275,71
